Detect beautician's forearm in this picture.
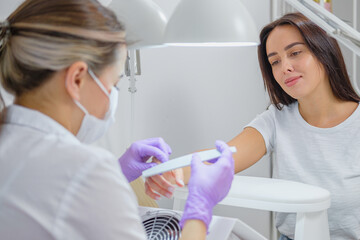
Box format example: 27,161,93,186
180,220,207,240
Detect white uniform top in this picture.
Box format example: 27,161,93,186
0,104,146,240
246,102,360,240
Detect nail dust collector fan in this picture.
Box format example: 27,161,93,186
139,206,267,240
141,209,181,240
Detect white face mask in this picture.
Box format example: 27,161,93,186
74,69,119,144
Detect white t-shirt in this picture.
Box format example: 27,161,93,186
0,105,147,240
246,101,360,240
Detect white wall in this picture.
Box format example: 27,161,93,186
98,0,273,237
332,0,360,94
0,1,22,20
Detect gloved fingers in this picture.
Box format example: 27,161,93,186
141,137,172,155
145,180,161,200
206,140,230,164
213,153,234,173
146,176,174,199
190,153,203,171
215,140,230,153
216,140,233,161
139,144,170,163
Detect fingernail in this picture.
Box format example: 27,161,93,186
155,196,161,200
165,193,173,199
177,179,184,187
168,186,175,193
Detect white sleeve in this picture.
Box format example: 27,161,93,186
245,105,276,154
54,157,146,240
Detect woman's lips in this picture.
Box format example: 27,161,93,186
285,76,301,87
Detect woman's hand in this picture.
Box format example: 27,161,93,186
145,167,184,200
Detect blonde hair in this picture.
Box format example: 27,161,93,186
0,0,126,113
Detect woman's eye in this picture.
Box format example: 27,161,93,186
271,60,279,66
291,51,301,57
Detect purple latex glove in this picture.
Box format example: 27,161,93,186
180,140,234,230
119,137,172,182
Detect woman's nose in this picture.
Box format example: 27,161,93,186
282,59,294,74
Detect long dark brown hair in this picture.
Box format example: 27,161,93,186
258,12,360,110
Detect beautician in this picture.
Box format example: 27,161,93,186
0,0,234,239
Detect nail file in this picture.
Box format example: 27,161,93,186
142,146,237,178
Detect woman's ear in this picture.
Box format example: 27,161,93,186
64,62,88,101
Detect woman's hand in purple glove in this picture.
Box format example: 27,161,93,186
118,137,172,183
180,140,234,231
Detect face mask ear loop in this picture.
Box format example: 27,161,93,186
64,72,90,116
74,100,89,115
88,69,110,98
